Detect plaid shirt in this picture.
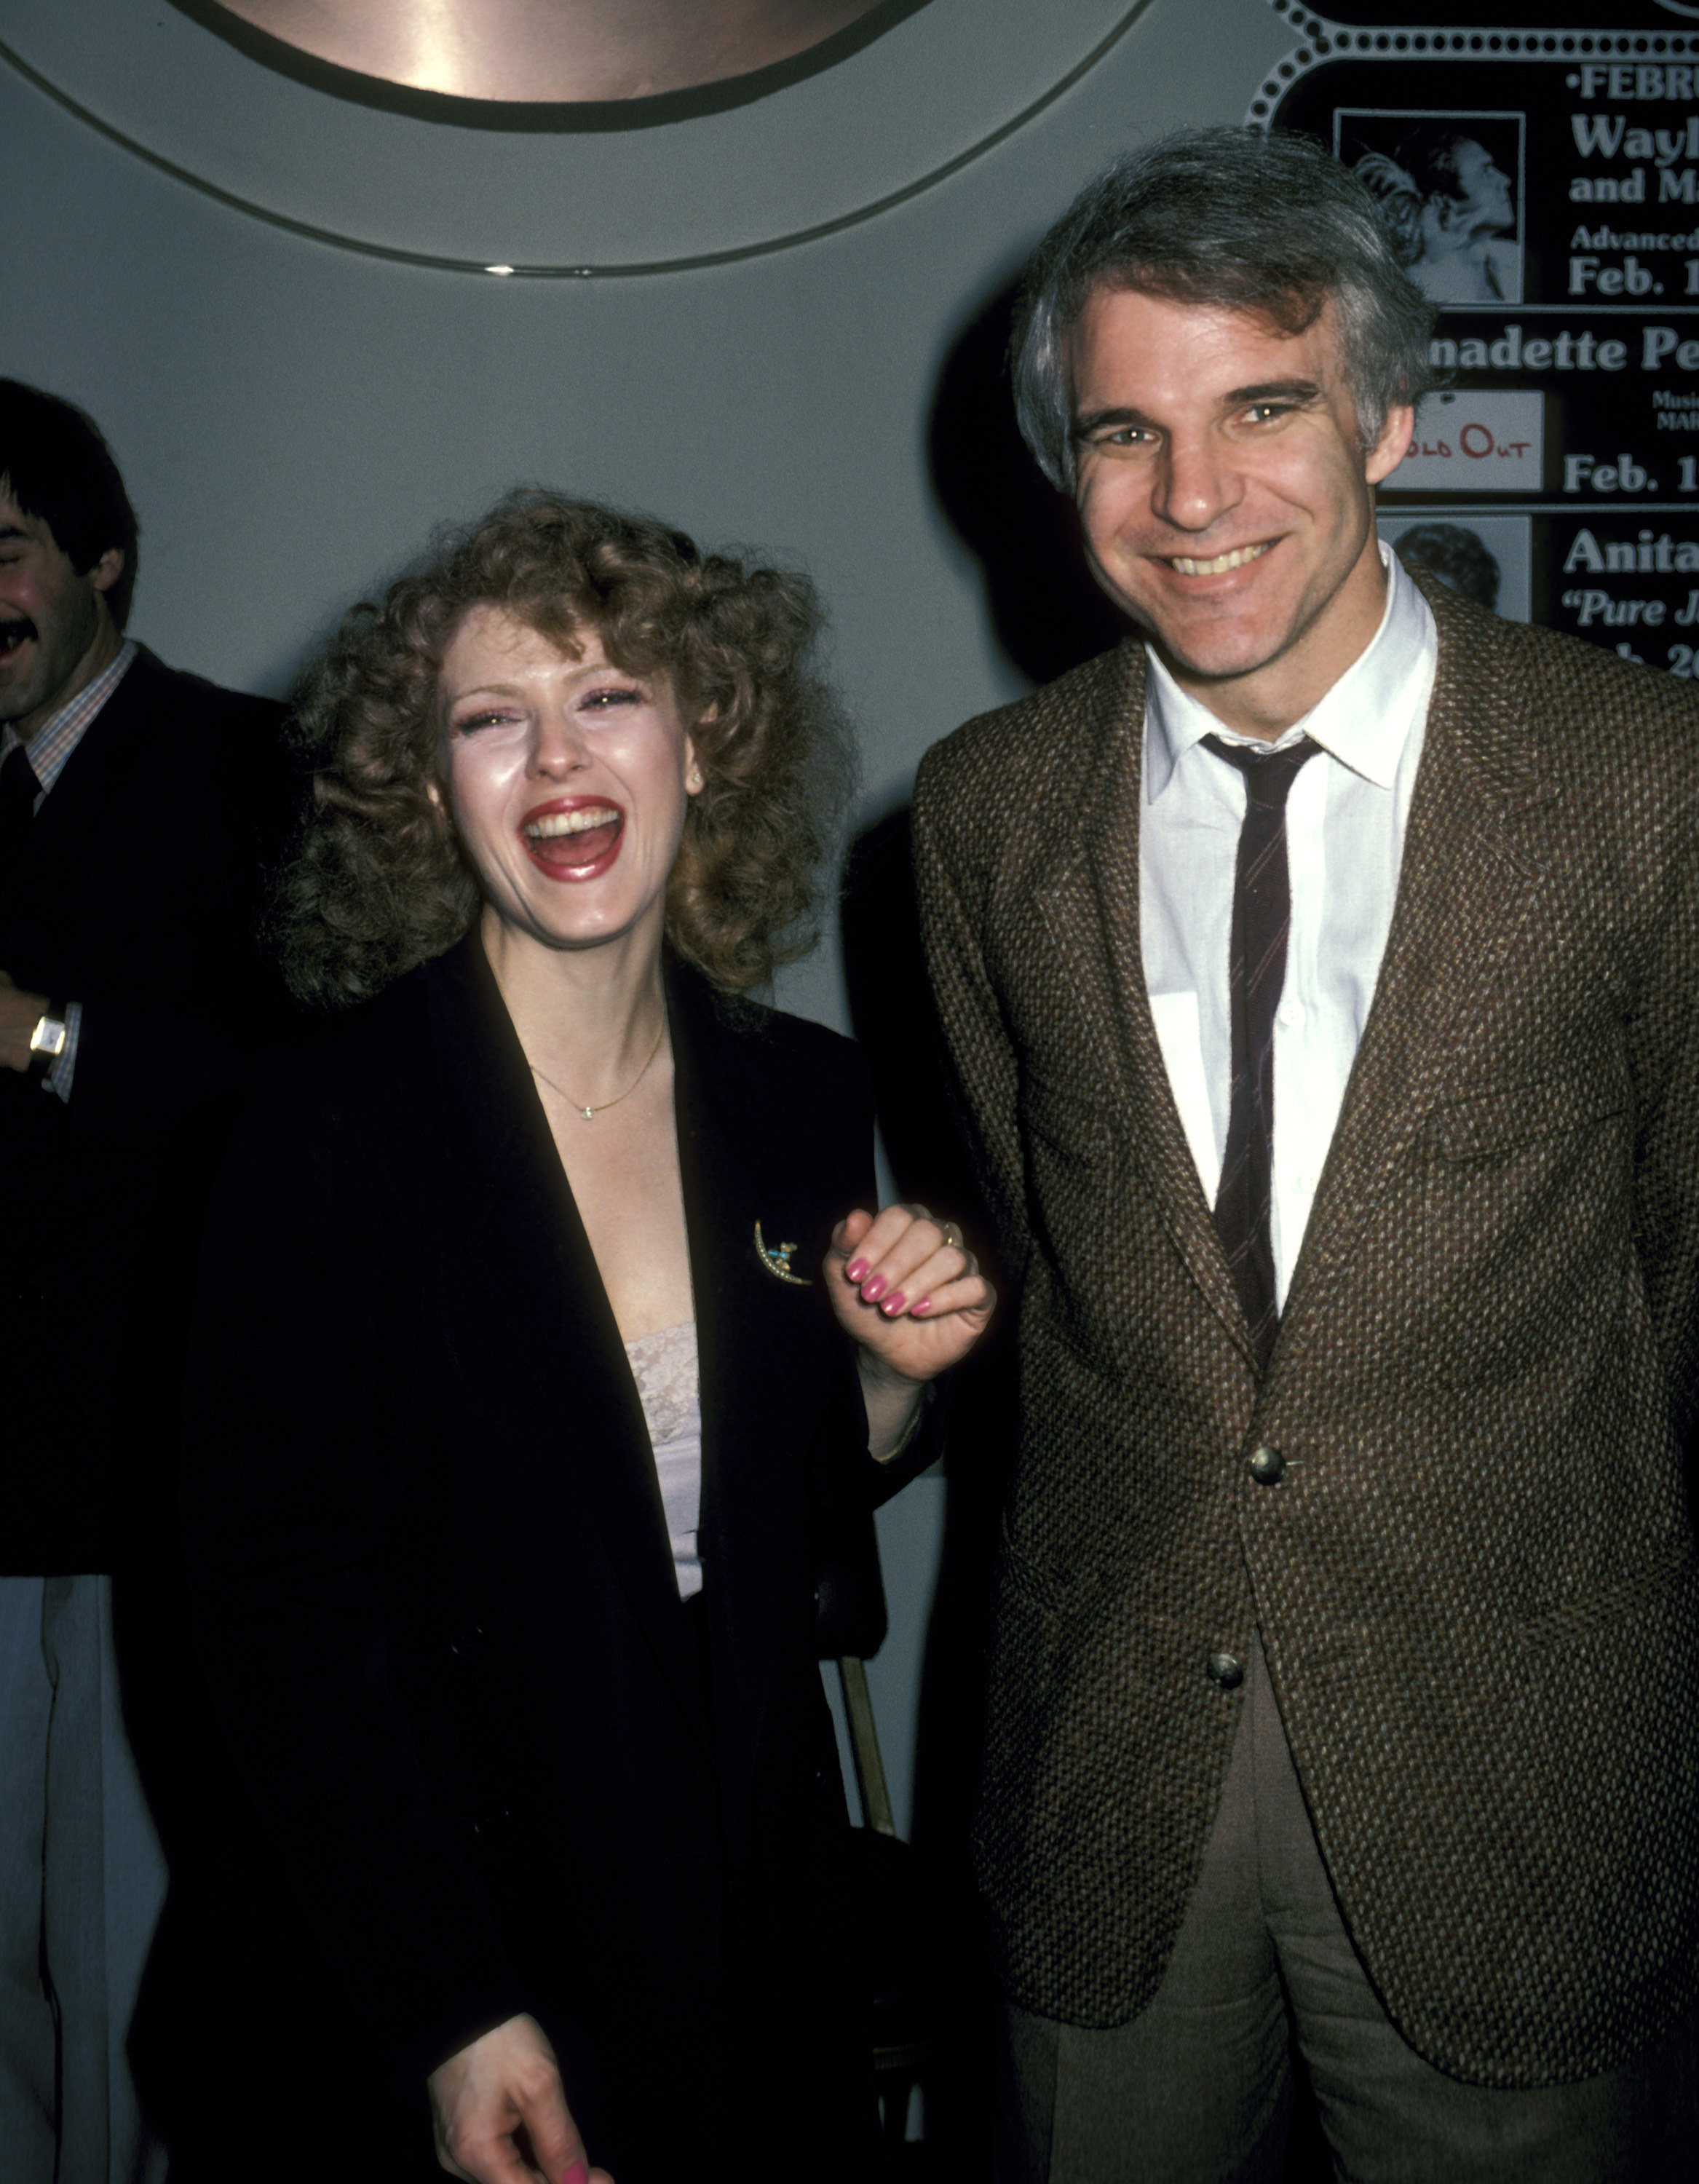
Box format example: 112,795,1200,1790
2,639,138,1097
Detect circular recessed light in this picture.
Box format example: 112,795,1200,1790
3,0,1153,274
193,0,908,111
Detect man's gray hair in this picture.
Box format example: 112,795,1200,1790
1013,127,1436,491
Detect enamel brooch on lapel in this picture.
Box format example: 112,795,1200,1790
754,1221,812,1286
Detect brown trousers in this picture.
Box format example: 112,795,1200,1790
995,1639,1699,2184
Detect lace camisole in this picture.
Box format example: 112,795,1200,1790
622,1320,702,1600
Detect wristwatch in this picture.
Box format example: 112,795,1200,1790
27,1002,68,1077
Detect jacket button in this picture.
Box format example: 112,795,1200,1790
1248,1444,1286,1486
1206,1651,1244,1690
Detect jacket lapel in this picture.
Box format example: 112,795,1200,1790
667,968,805,1832
426,935,710,1744
1275,589,1559,1361
1031,644,1258,1361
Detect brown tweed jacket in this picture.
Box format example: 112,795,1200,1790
912,579,1699,2086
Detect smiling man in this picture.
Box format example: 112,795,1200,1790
0,379,285,2182
913,130,1699,2180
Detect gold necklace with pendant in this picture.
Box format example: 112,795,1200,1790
528,1016,666,1121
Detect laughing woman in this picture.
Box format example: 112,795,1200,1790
173,493,990,2184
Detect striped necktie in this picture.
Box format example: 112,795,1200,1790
1201,732,1320,1367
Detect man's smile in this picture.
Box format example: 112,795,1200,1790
1165,542,1275,578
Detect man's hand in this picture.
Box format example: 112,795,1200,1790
428,2014,611,2184
0,970,48,1074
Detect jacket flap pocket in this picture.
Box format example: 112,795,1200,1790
1427,1064,1625,1159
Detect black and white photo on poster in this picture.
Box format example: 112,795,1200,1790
1377,510,1533,618
1343,109,1524,304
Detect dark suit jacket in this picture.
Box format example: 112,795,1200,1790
0,644,285,1573
911,579,1699,2087
173,933,924,2183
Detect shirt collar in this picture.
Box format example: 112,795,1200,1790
1,639,138,796
1143,545,1438,802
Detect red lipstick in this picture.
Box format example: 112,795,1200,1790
520,795,625,882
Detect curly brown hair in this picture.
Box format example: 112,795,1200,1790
274,489,855,1007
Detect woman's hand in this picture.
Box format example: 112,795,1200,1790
825,1205,995,1460
429,2014,612,2184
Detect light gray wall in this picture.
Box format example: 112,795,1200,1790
2,0,1288,1830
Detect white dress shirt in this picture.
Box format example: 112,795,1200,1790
1139,547,1438,1310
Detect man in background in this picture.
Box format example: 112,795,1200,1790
914,130,1699,2179
0,379,285,2181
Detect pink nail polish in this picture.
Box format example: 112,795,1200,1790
911,1298,933,1316
882,1291,907,1316
562,2164,590,2184
845,1259,868,1284
862,1275,887,1302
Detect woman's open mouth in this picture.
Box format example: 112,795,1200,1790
521,799,624,879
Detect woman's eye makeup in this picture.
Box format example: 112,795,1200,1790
447,680,647,735
452,707,523,735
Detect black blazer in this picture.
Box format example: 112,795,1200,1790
173,934,923,2183
0,645,285,1572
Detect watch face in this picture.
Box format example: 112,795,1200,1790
30,1016,67,1058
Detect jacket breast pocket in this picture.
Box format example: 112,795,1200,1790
1416,1061,1631,1388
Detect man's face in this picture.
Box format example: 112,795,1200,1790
1066,288,1411,735
1448,140,1514,232
0,486,124,739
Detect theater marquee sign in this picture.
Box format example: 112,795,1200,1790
1254,0,1699,668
